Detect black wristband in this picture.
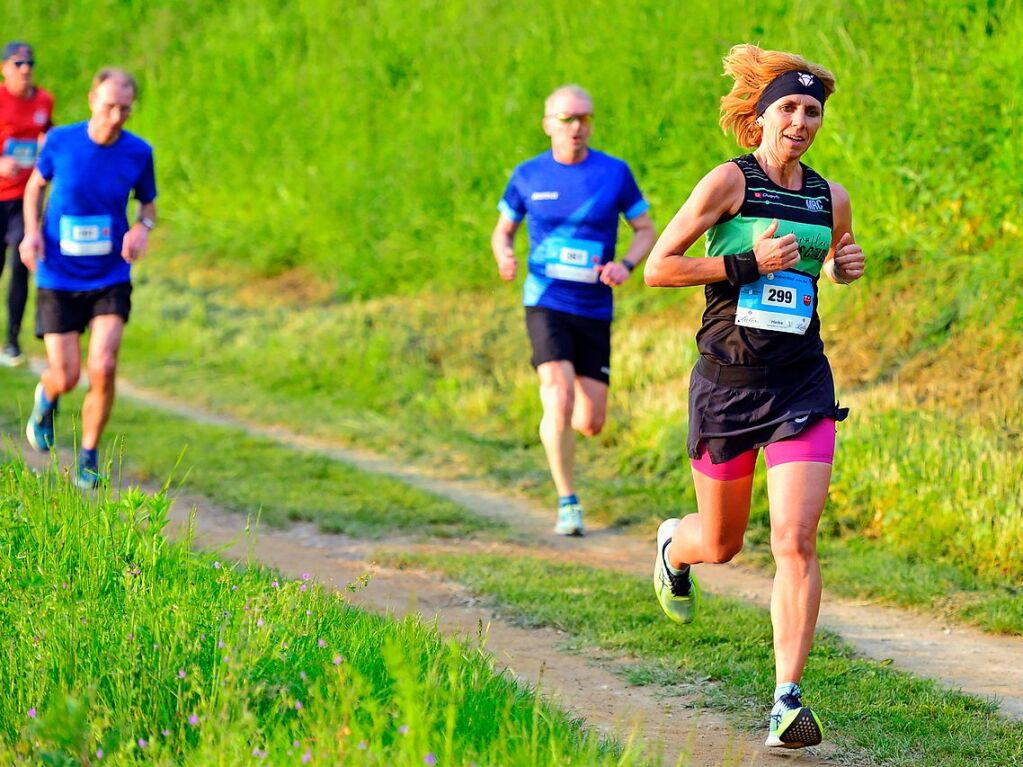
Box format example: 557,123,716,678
622,260,635,273
723,251,760,286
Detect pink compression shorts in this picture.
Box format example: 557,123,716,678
691,417,837,481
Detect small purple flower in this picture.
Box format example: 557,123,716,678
127,633,134,641
232,585,238,591
178,669,186,679
271,580,279,589
294,700,303,711
302,751,312,764
96,747,104,759
358,741,368,750
138,738,148,749
213,561,221,570
399,724,409,735
257,618,265,627
300,584,307,592
27,707,36,719
333,655,344,666
293,740,300,748
188,714,199,727
218,639,225,648
317,639,326,648
299,671,307,681
162,729,170,737
424,754,437,766
302,572,311,581
306,610,312,616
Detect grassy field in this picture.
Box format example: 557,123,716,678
0,460,663,766
400,550,1023,767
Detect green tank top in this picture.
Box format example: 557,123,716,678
698,154,834,366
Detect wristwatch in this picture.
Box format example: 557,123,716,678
137,216,156,231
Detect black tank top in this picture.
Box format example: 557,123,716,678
697,154,834,367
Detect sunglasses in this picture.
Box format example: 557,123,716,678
548,112,593,125
11,59,35,68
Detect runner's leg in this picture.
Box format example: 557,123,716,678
571,374,607,437
81,314,124,450
537,359,576,497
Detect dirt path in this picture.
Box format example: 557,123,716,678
108,376,1023,723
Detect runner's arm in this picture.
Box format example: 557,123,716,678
122,201,157,264
491,213,521,282
19,169,48,270
644,163,745,288
823,182,864,284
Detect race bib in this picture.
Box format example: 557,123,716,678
2,138,38,169
543,237,602,283
735,271,814,335
59,215,113,256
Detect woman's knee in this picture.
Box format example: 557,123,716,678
703,537,744,564
573,412,604,437
50,367,81,393
771,525,818,562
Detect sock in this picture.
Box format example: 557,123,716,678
661,540,690,577
558,494,578,508
773,682,802,713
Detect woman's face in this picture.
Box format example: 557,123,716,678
759,93,823,161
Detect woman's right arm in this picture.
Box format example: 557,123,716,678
644,162,745,288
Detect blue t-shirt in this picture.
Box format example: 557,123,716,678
498,149,648,321
35,121,157,291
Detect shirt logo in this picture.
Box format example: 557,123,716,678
33,110,48,125
803,295,812,306
531,191,559,201
797,73,815,87
806,199,824,212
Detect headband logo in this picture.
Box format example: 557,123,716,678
797,73,815,87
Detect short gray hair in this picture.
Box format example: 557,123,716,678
91,67,138,98
544,84,593,115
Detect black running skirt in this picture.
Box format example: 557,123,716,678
687,355,849,464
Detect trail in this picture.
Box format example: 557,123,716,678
108,374,1023,723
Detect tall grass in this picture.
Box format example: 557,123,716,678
8,1,1022,300
0,458,657,765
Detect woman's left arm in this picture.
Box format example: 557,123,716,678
823,182,865,284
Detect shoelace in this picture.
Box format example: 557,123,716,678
661,541,692,597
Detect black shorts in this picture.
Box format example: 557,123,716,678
36,282,132,338
525,306,611,384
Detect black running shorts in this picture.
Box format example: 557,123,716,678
36,282,133,337
525,306,611,384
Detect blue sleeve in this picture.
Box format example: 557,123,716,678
618,163,649,221
134,149,157,204
35,133,55,181
497,169,526,223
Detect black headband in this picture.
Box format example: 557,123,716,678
755,70,827,117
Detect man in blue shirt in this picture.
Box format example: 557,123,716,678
20,67,156,488
491,84,655,535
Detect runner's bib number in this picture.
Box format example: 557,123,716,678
543,237,602,283
735,271,814,335
2,138,38,169
60,215,113,256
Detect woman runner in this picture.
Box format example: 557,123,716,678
644,44,865,749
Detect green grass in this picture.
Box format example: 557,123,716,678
0,460,663,766
0,368,499,540
401,551,1023,767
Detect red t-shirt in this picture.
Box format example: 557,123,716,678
0,85,55,201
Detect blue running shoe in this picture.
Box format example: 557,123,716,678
653,518,699,624
25,383,56,452
766,689,824,748
554,503,585,536
73,450,102,490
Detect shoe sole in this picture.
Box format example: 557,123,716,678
766,707,823,749
25,418,52,453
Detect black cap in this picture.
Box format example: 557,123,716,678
2,42,33,61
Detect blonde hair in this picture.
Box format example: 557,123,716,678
719,44,836,149
544,84,592,115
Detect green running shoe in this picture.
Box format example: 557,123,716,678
766,691,823,748
554,503,585,536
25,383,56,452
653,518,699,624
